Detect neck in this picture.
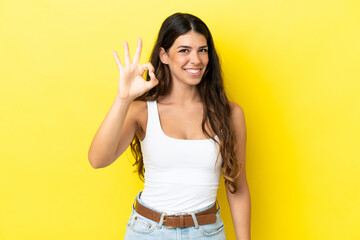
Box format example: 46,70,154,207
160,79,202,105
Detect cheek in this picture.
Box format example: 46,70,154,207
175,56,188,65
202,55,209,66
169,56,185,67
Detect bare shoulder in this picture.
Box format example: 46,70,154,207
128,100,147,122
229,101,245,121
129,100,147,112
228,101,246,138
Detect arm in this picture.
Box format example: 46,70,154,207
88,97,137,168
88,38,158,168
226,102,251,240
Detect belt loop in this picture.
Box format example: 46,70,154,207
190,212,199,229
216,199,220,211
157,212,166,229
179,215,185,228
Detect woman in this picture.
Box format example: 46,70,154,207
88,13,250,240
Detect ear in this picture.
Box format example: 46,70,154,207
159,47,169,64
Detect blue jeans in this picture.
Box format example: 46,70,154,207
124,191,226,240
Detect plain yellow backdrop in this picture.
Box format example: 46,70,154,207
1,0,359,239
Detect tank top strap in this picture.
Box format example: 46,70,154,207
145,100,162,139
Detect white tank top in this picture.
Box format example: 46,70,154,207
139,100,223,214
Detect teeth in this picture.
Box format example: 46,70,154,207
185,69,200,73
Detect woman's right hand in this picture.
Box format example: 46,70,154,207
112,38,159,102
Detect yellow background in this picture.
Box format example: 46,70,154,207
1,0,359,239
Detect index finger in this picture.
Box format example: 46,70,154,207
132,38,142,65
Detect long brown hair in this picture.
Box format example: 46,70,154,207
130,13,241,194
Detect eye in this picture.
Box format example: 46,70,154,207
199,48,208,53
179,49,189,53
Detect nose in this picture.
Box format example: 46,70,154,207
190,51,201,65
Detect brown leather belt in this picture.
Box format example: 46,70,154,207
134,199,217,228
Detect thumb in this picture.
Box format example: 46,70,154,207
144,77,159,91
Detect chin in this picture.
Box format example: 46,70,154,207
187,79,202,86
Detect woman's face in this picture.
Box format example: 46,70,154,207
159,30,209,87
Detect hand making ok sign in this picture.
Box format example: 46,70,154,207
112,38,159,102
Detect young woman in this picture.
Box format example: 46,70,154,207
88,13,250,240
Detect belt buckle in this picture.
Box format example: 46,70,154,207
163,214,176,229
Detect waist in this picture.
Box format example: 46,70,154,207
140,184,219,214
134,195,219,228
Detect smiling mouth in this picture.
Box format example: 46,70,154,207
184,68,201,74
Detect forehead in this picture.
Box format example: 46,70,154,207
172,30,207,47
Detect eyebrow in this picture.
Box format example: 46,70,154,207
177,45,208,49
